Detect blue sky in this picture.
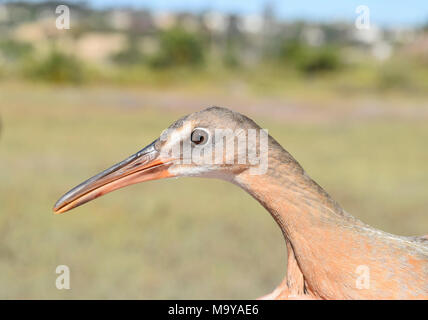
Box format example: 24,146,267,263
17,0,428,27
85,0,428,27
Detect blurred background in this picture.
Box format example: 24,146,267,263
0,0,427,299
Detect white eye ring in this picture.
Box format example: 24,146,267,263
191,127,210,146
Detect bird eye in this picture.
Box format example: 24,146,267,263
191,128,209,145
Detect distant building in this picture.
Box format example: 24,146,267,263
13,19,57,42
0,4,9,23
203,11,227,33
239,14,264,34
130,10,154,34
75,32,126,63
351,25,382,44
152,11,176,30
109,9,132,30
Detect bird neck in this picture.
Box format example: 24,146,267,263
233,138,363,290
234,137,356,236
231,137,427,300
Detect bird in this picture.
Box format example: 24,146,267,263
53,106,428,300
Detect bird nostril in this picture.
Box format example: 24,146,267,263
129,162,142,170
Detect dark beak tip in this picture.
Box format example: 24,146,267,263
53,196,67,214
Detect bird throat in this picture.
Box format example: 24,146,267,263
233,140,363,298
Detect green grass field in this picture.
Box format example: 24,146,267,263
1,83,427,299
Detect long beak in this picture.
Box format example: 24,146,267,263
53,140,173,214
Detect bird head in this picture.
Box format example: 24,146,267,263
53,106,269,214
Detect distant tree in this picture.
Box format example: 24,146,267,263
279,40,341,74
149,28,205,68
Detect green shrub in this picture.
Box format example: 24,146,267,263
0,40,33,62
279,40,306,63
28,51,84,84
279,40,341,74
222,44,241,68
377,67,411,91
299,47,341,73
149,28,204,68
